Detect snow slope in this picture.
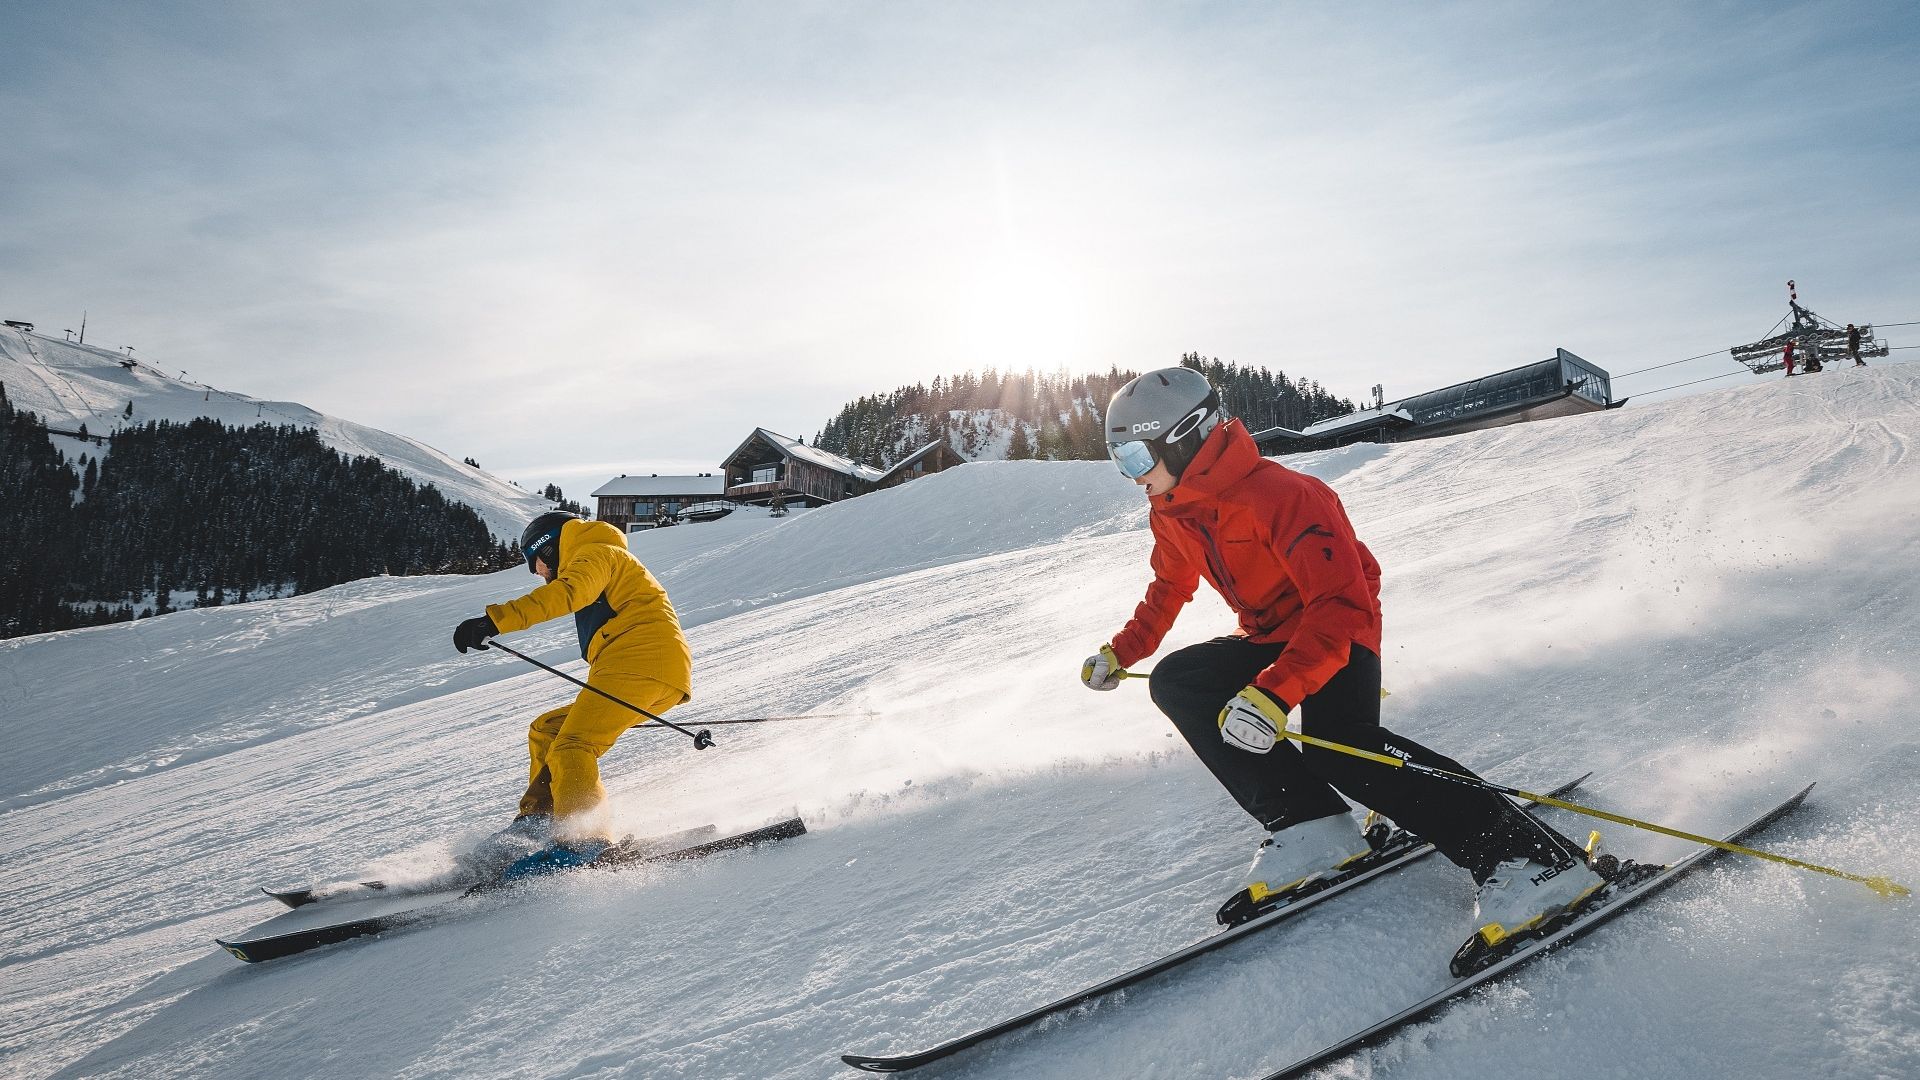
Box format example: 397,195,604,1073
0,327,549,538
2,364,1917,1080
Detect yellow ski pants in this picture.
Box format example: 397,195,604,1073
518,671,686,824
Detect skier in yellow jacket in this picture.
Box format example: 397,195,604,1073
453,511,692,875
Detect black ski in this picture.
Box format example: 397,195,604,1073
1255,783,1813,1080
217,818,804,963
840,775,1589,1073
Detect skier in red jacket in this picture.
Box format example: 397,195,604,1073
1082,367,1603,949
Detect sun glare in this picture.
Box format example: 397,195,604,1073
961,253,1091,371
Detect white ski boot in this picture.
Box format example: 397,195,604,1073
1469,849,1608,949
1241,813,1373,903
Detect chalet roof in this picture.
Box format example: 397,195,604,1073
874,437,962,485
723,428,884,483
591,474,728,498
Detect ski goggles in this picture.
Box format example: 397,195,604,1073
1107,405,1214,479
1107,438,1159,479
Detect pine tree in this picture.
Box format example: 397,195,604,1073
0,406,520,639
1007,421,1032,460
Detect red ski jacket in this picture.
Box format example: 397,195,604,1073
1109,419,1384,707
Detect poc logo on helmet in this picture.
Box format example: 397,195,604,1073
1131,420,1162,434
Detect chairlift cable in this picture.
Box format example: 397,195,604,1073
1612,349,1730,379
1614,309,1808,382
1631,370,1749,396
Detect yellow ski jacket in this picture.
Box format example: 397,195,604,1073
486,518,692,702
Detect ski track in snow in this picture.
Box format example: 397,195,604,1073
3,366,1919,1079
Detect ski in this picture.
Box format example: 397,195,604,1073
262,880,387,909
1255,783,1814,1080
839,774,1590,1073
217,817,803,963
259,823,721,909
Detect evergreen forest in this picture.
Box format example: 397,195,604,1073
0,385,519,639
811,354,1355,466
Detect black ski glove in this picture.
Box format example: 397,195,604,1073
454,614,498,654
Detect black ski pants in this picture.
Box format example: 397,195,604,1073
1149,636,1580,881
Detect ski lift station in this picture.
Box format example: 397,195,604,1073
1252,348,1620,453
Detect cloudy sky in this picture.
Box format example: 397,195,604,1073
3,1,1916,494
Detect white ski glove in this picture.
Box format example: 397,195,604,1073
1080,644,1125,691
1219,686,1291,753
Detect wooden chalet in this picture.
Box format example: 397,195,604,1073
591,473,728,530
721,429,885,507
873,437,967,491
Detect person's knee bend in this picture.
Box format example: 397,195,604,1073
1146,647,1211,710
549,731,613,760
545,742,599,780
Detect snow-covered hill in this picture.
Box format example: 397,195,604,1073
2,364,1916,1079
0,327,549,538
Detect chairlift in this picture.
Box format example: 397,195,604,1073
1730,280,1889,374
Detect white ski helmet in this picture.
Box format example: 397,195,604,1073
1104,367,1225,479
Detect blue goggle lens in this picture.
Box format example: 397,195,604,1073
1108,440,1157,479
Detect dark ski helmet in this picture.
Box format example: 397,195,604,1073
1104,367,1225,479
520,510,577,572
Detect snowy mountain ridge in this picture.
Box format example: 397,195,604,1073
2,362,1916,1079
0,326,550,539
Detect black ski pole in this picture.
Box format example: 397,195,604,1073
486,639,714,750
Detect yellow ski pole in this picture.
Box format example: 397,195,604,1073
1276,727,1908,899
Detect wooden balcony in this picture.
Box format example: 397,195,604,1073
727,480,784,499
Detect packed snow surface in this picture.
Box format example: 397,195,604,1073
3,366,1918,1079
0,327,550,538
